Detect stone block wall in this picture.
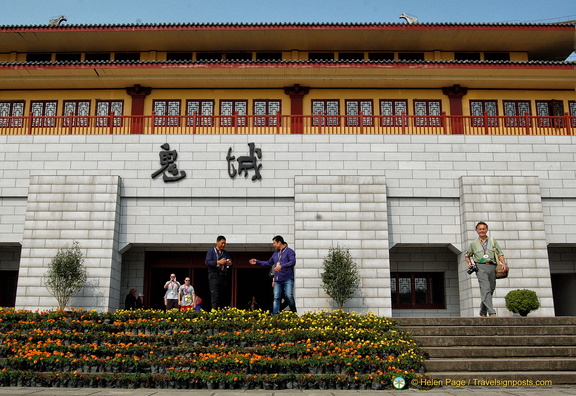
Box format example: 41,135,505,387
0,134,574,314
16,175,122,311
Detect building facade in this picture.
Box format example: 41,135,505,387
0,21,575,317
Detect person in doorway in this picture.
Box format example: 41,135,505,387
194,295,203,311
250,235,297,315
205,235,233,310
465,221,508,317
178,277,196,311
246,295,259,311
163,273,180,310
124,288,138,310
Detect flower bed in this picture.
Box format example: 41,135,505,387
0,308,427,390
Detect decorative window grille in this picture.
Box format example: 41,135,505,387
96,100,123,127
220,100,248,127
63,100,90,127
391,272,445,309
0,101,25,127
470,100,498,127
503,100,531,127
414,100,442,127
345,100,373,126
253,100,281,127
380,100,408,126
312,100,340,126
186,100,214,126
536,100,565,127
569,101,576,127
153,100,181,127
31,101,57,127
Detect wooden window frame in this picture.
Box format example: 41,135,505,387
345,99,373,126
95,100,124,127
0,100,25,128
153,100,182,127
414,99,442,127
219,100,248,127
311,100,340,127
253,99,281,127
391,272,445,309
470,100,498,127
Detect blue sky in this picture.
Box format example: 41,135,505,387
1,0,574,25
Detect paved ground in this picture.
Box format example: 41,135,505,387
0,387,575,396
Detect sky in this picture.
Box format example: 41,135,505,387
1,0,574,25
1,0,574,58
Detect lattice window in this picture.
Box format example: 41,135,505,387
345,100,373,126
414,100,442,127
391,272,445,309
63,100,91,127
380,100,408,126
186,100,214,126
154,100,181,127
536,100,565,127
96,100,124,127
31,101,57,127
220,100,248,127
570,101,576,127
470,100,498,127
503,100,531,127
311,100,340,126
254,100,281,127
0,101,25,127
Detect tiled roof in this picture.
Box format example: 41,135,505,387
0,59,573,67
1,21,575,30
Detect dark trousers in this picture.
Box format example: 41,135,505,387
208,272,230,310
165,299,179,310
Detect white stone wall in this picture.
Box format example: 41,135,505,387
0,134,574,315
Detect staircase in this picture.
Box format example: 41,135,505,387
394,317,576,386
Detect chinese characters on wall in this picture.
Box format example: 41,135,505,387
151,142,263,183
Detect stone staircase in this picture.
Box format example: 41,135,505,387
394,317,576,386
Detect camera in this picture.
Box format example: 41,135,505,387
467,264,478,275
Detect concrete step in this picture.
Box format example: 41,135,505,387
421,371,576,386
401,325,576,336
425,358,576,372
394,317,576,327
396,316,576,385
414,335,576,347
425,346,576,358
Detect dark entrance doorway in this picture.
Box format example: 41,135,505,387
144,251,273,312
0,270,18,307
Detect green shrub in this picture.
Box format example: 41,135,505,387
505,289,540,316
321,245,360,310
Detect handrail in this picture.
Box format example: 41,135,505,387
0,113,573,136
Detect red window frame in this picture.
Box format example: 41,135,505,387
312,100,340,127
345,100,373,127
153,100,181,127
0,101,25,128
414,100,442,127
253,99,281,127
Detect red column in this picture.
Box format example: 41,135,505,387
284,84,310,134
126,84,152,134
442,84,468,134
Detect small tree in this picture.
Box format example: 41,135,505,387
45,241,87,310
321,245,360,310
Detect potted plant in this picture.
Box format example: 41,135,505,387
44,241,87,311
505,289,540,316
321,245,360,310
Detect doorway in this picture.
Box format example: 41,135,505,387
144,251,273,312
